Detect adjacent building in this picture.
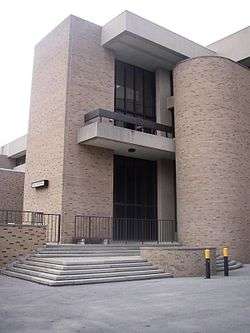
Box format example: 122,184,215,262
0,12,249,262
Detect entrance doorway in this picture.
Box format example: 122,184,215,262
113,155,157,241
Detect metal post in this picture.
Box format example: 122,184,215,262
89,217,91,241
57,215,61,244
74,217,77,244
223,247,229,277
204,249,211,279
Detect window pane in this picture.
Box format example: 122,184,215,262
135,67,143,116
115,61,125,111
115,61,156,121
125,64,134,114
144,71,155,120
114,159,126,203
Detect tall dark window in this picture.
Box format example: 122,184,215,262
115,60,156,121
113,155,157,241
114,156,157,220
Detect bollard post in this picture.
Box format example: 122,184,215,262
204,249,211,279
223,247,229,277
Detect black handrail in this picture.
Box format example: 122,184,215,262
74,215,177,244
0,209,61,243
84,109,173,135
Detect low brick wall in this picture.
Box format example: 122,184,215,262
0,225,46,267
140,246,216,277
0,155,15,169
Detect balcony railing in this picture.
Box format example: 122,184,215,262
0,209,61,243
84,109,173,137
74,215,177,243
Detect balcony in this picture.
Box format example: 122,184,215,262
77,109,175,160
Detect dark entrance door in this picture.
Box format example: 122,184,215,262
113,155,157,241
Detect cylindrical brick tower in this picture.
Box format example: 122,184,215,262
174,56,250,262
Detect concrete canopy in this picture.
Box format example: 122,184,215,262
101,11,215,71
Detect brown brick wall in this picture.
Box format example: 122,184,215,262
0,155,15,169
140,246,216,277
61,16,114,242
0,225,46,267
23,17,71,215
0,169,24,211
23,16,114,242
174,56,250,263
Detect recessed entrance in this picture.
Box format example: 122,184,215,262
113,155,157,241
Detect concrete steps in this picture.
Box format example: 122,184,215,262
1,244,173,286
13,262,156,275
216,256,243,272
3,269,172,286
34,252,140,258
34,244,141,258
23,259,152,270
6,266,165,280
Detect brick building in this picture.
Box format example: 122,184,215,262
1,12,249,262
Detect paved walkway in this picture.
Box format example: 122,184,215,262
1,265,250,333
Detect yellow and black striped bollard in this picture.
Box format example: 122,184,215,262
223,247,229,277
204,249,211,279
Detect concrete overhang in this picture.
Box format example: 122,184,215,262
78,122,175,160
102,11,215,71
0,135,27,158
208,26,250,62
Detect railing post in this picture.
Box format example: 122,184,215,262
141,219,144,245
57,214,61,244
89,217,91,240
125,218,128,244
74,216,76,244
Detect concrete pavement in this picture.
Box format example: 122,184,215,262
1,265,250,332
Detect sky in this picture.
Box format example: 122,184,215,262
0,0,249,147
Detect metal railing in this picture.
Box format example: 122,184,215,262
0,209,61,243
74,215,177,243
84,109,173,137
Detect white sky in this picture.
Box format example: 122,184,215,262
0,0,249,147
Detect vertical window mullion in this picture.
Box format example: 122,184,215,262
142,70,145,120
133,66,136,117
124,64,126,115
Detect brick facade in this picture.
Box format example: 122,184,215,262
174,57,250,263
61,16,114,242
23,16,114,242
22,12,250,259
0,155,15,169
0,225,46,267
0,169,24,211
23,17,71,217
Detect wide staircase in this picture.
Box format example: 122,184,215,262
2,244,173,286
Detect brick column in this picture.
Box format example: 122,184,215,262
174,56,250,262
